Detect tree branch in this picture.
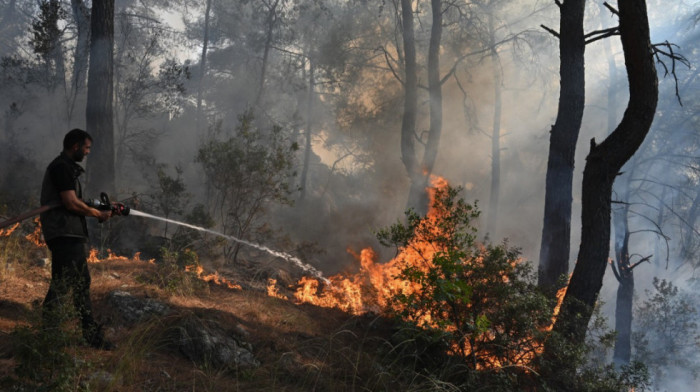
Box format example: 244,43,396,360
609,258,622,283
603,2,619,16
584,26,619,45
540,24,559,39
629,254,652,271
652,41,691,106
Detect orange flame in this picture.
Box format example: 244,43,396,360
0,223,20,237
87,249,156,264
289,175,566,369
267,279,287,299
293,176,446,322
24,218,46,247
185,264,242,290
88,248,100,263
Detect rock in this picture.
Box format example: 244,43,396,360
81,370,118,390
175,314,259,369
107,290,171,325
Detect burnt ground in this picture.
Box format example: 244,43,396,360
0,254,408,392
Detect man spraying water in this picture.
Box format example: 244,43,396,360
40,129,124,350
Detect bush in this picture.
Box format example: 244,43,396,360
377,184,650,391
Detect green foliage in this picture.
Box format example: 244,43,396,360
377,185,651,391
196,111,297,263
30,0,66,62
152,247,206,296
633,278,700,386
11,304,87,392
377,185,553,373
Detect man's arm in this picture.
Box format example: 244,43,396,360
59,190,111,222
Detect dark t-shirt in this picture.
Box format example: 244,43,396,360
47,158,78,193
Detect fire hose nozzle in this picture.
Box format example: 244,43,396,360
86,193,130,217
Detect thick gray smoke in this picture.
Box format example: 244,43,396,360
0,0,699,388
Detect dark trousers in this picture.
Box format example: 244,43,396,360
42,238,98,340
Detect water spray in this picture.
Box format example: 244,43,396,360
0,195,328,283
128,209,329,283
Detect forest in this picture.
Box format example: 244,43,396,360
0,0,699,390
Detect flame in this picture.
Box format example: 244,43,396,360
87,249,156,264
0,223,20,237
24,218,46,247
267,279,287,299
88,248,100,263
185,264,242,290
289,175,567,370
293,176,446,321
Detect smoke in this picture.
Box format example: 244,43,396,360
1,0,699,387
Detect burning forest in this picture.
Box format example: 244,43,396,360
1,0,700,390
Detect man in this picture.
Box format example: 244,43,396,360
40,128,113,350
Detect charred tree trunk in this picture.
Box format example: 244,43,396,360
298,60,314,201
400,0,419,212
196,0,212,133
548,0,658,354
406,0,443,215
68,0,90,123
537,0,586,292
255,0,280,108
487,13,502,238
85,0,115,196
611,197,634,365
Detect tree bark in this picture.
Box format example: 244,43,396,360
400,0,419,212
68,0,90,123
612,199,634,366
405,0,442,215
254,0,280,108
537,0,586,292
298,60,314,201
548,0,658,351
85,0,115,197
486,13,502,238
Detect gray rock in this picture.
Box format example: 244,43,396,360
175,314,259,369
107,290,171,324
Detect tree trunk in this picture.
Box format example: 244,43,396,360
537,0,586,292
400,0,419,212
548,0,658,352
196,0,212,133
68,0,90,123
85,0,115,197
255,0,280,108
406,0,442,215
298,60,314,201
48,0,66,94
612,200,634,366
486,13,502,238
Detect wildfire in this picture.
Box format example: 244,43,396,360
286,175,568,370
185,264,242,290
24,218,46,247
0,223,20,237
267,278,287,299
292,176,446,320
87,249,156,264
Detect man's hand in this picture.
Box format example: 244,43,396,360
96,209,112,223
59,190,113,222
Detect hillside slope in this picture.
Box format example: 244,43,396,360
0,251,418,392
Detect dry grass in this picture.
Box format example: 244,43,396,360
0,236,442,392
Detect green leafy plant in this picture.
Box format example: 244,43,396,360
11,303,87,392
633,278,700,387
196,111,297,264
377,185,651,391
